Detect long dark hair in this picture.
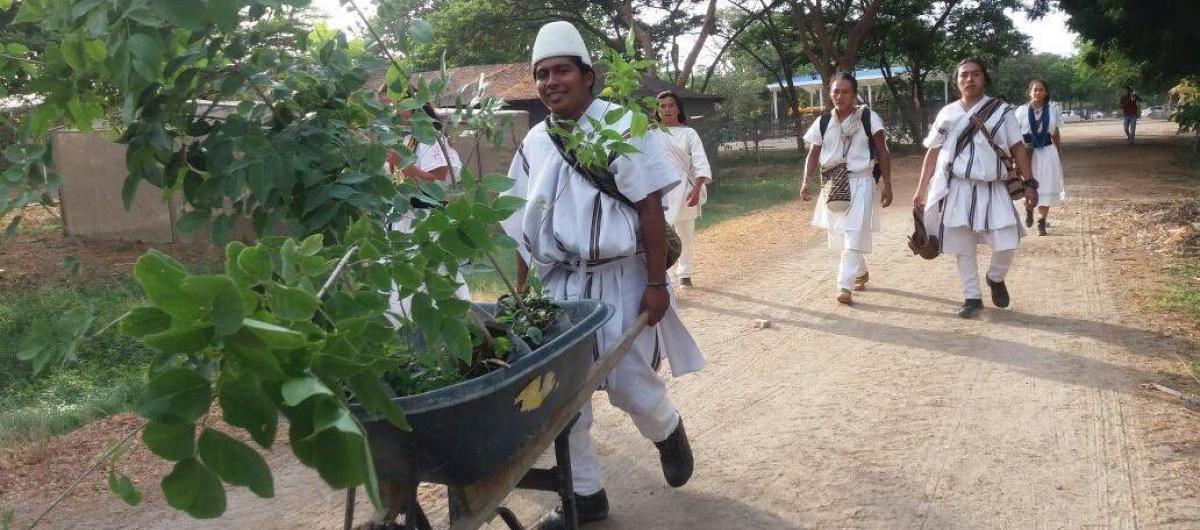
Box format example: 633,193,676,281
377,82,443,131
655,90,687,124
956,57,992,86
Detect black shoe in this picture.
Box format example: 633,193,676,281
1037,218,1047,236
958,298,983,318
680,277,693,287
1025,207,1034,228
654,418,694,488
534,489,609,529
986,278,1010,308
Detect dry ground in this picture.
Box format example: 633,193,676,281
4,119,1200,529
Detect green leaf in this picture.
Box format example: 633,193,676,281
143,421,196,461
218,377,278,448
440,316,472,363
0,1,13,11
154,0,208,31
242,318,307,349
237,245,272,282
134,249,205,321
137,367,212,424
198,428,274,498
107,471,143,506
348,372,408,431
162,459,226,519
411,115,439,145
119,307,172,338
210,279,246,336
208,0,239,32
266,283,319,322
281,376,333,406
298,234,324,256
630,111,649,138
180,275,245,336
142,322,214,353
481,174,514,193
127,33,163,81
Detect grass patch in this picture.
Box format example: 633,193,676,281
0,277,155,447
1158,258,1200,320
1155,257,1200,377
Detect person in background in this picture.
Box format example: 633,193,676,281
378,84,470,316
800,72,892,305
656,90,712,288
1120,87,1142,145
1016,79,1066,236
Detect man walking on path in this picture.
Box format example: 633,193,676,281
502,21,704,529
1120,87,1142,144
913,58,1039,318
800,72,893,305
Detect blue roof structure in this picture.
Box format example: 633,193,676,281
766,67,911,90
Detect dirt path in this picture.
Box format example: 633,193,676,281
7,120,1200,529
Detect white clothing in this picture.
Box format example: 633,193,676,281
387,138,469,317
838,249,866,291
1015,102,1067,206
673,218,695,279
660,126,712,224
803,108,884,174
806,109,884,250
957,249,1016,299
532,21,591,67
922,96,1027,256
570,388,679,494
502,98,702,377
813,173,881,252
502,99,704,494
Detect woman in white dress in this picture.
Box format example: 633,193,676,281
379,85,470,315
1015,79,1065,236
655,91,712,287
800,72,892,305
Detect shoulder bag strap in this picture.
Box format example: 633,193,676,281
544,117,637,209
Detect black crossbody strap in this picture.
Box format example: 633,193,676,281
544,117,636,209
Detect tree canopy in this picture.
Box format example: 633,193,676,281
1058,0,1200,85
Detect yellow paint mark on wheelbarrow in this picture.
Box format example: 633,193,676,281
515,372,558,412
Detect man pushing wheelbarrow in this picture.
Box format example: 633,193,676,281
500,20,706,529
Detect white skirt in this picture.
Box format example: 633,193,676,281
812,174,880,252
1031,145,1066,206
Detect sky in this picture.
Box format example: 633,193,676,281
309,0,1080,61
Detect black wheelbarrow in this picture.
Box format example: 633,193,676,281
349,300,649,530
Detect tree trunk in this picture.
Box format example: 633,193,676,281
617,1,655,62
676,0,718,87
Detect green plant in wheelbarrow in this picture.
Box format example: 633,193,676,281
4,0,656,525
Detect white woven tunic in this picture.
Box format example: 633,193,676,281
502,99,705,384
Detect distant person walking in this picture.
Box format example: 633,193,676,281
800,72,892,305
1016,79,1066,236
656,90,712,288
1120,87,1142,144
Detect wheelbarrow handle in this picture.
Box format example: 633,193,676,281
447,312,651,530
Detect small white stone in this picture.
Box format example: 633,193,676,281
753,319,771,329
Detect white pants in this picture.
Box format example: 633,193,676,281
570,364,681,495
956,249,1017,299
838,248,867,291
673,218,696,279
